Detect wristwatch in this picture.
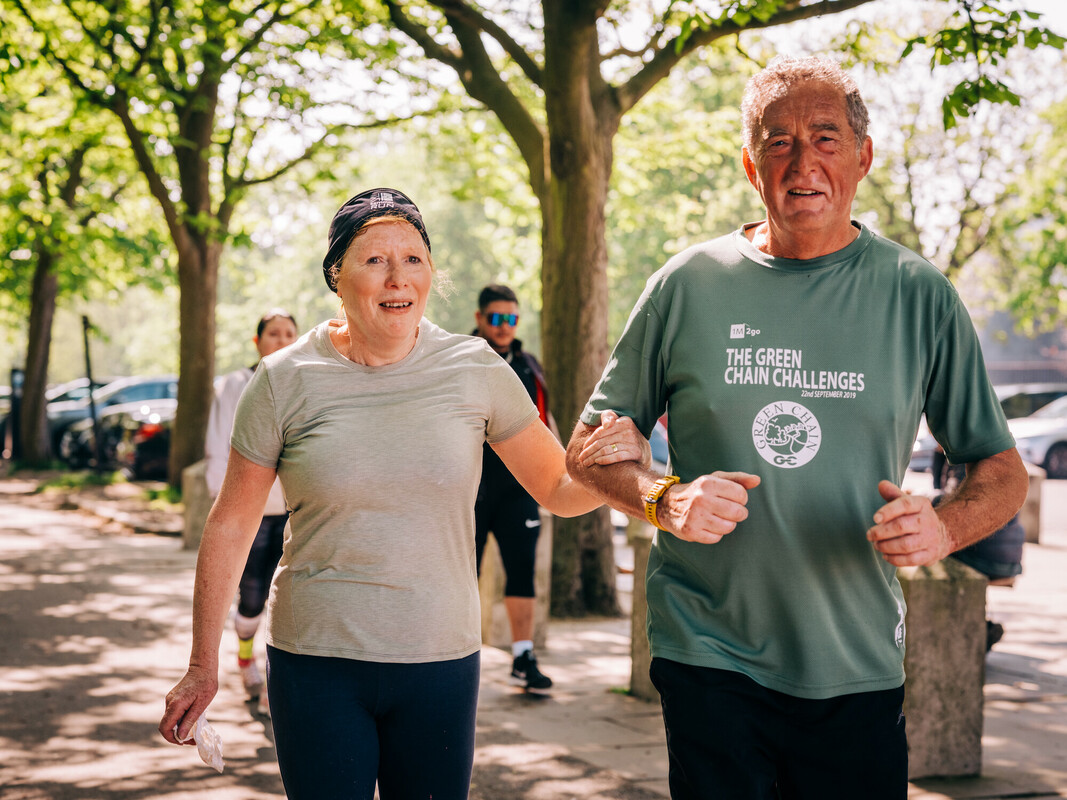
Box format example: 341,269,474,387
644,475,680,530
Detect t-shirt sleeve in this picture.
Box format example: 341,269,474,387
485,356,540,444
230,365,283,469
924,293,1015,465
579,280,668,438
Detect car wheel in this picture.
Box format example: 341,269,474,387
1044,443,1067,480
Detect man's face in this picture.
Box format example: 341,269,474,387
742,80,873,258
475,300,520,353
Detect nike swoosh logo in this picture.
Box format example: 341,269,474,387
525,519,541,529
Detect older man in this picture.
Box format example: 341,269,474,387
566,56,1027,799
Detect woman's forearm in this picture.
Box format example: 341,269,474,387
187,451,279,669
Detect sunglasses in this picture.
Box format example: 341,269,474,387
487,312,519,327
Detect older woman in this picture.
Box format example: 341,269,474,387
158,188,646,799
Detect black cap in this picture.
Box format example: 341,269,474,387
322,188,431,292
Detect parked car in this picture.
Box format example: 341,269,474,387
47,375,177,450
60,374,238,479
909,418,937,474
47,377,116,404
2,377,115,457
909,382,1067,473
995,382,1067,420
60,398,176,480
1008,395,1067,479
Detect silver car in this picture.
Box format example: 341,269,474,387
1009,395,1067,479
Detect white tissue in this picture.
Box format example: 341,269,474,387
175,714,225,773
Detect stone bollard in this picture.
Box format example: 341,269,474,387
1020,461,1046,544
629,518,657,702
479,507,552,651
898,559,988,780
181,459,212,551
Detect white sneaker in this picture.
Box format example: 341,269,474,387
239,660,264,699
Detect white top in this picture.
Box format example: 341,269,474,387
204,366,287,516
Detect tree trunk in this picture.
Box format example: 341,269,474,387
542,0,620,617
166,235,220,488
18,248,59,465
161,73,223,489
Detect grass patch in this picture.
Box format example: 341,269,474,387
144,485,183,507
35,470,126,492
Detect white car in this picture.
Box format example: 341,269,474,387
1008,395,1067,479
909,383,1067,475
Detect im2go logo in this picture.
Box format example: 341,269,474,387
730,323,761,339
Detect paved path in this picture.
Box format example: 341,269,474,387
1,476,1065,798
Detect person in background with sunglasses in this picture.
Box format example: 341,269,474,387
472,283,555,692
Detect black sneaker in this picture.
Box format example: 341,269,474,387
510,649,553,692
986,620,1005,652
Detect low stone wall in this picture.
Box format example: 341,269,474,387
629,521,656,702
1020,461,1046,544
181,459,211,551
899,559,988,779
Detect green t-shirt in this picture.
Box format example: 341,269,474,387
582,223,1014,699
232,318,538,663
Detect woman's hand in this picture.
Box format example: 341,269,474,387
577,410,652,469
159,665,219,746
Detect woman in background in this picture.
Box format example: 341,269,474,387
203,308,298,714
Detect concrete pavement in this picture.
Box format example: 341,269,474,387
1,474,1065,799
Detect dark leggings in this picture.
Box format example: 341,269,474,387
236,513,286,618
266,646,480,800
474,487,540,597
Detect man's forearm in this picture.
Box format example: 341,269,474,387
565,421,664,520
936,447,1028,553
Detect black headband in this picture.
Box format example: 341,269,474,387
322,188,431,293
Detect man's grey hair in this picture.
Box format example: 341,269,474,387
741,55,870,153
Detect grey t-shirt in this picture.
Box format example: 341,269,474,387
232,318,539,663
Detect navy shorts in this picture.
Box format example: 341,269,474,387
475,486,540,598
650,658,908,800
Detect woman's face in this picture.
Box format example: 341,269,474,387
336,219,432,349
255,316,298,359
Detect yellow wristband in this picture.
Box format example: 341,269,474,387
644,475,680,530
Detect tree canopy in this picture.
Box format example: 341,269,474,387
6,0,426,482
0,9,171,462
